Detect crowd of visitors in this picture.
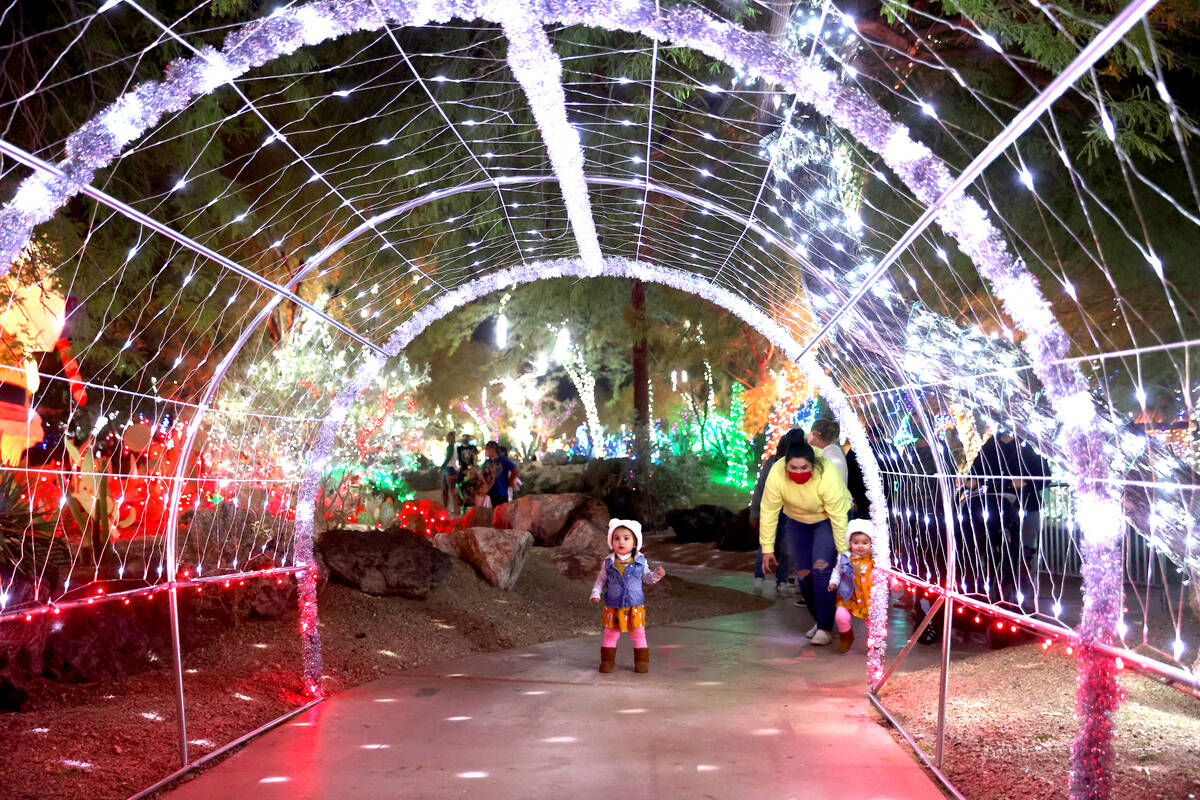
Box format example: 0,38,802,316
438,431,521,513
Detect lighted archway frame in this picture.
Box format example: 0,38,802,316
185,168,937,694
0,0,1162,793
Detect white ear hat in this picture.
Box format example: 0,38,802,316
607,518,643,551
846,518,875,540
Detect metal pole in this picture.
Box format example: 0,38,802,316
874,593,945,693
935,592,954,767
166,584,188,768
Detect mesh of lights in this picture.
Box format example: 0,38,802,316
0,0,1195,794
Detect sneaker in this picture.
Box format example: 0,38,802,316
809,629,833,646
805,624,819,639
752,577,764,595
794,593,807,607
775,582,792,596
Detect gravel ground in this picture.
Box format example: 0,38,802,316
879,642,1200,800
0,550,769,800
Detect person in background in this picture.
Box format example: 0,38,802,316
481,440,517,509
806,418,847,484
499,445,521,500
760,440,852,646
439,430,459,514
749,429,806,597
965,426,1050,603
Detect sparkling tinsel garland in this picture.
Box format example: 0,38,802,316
1,1,1135,788
494,0,604,275
800,353,891,688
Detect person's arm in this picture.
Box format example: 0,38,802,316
643,563,666,584
590,563,608,602
749,459,773,521
759,465,784,555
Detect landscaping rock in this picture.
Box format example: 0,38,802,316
519,463,586,495
316,526,451,598
716,507,758,551
665,504,735,543
433,527,533,590
454,505,494,530
551,518,610,579
41,600,171,684
0,569,49,710
179,504,277,569
458,527,534,590
493,493,600,547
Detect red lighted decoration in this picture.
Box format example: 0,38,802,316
394,498,453,535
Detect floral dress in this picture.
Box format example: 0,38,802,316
837,554,874,620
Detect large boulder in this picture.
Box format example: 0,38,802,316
453,505,494,531
716,507,759,551
432,527,533,590
550,518,610,579
0,568,48,711
519,463,587,495
665,504,736,543
316,526,451,598
493,493,611,547
42,600,172,684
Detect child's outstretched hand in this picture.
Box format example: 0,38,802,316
654,566,666,577
589,597,600,604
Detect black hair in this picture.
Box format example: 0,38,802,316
775,428,806,458
784,440,823,472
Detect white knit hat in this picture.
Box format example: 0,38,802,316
607,518,643,551
846,518,875,540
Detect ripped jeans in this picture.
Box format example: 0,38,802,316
785,516,837,632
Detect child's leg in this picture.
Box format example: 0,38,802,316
835,605,853,633
631,627,650,673
603,628,621,647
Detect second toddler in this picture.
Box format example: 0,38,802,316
830,519,878,654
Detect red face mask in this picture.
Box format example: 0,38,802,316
787,471,812,485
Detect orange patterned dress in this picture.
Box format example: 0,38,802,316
837,555,874,620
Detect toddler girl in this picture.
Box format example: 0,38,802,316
590,519,665,673
830,519,878,654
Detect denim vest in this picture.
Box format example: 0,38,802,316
836,553,855,600
603,554,647,609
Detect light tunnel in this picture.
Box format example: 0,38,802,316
1,1,1198,797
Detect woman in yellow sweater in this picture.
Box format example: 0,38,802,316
761,439,852,645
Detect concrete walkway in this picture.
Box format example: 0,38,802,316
165,568,946,800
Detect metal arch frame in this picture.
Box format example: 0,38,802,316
1,0,1163,794
0,137,383,354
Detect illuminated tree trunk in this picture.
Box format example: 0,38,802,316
631,279,651,476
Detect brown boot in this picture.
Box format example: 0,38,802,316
838,626,854,653
634,647,650,673
598,647,616,673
